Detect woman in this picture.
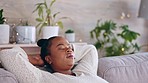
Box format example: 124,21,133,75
0,36,108,83
37,36,75,75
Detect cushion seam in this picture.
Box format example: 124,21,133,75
103,60,148,79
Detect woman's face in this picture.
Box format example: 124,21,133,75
46,37,75,72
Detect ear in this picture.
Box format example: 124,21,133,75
45,55,52,64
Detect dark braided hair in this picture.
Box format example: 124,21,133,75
37,36,58,73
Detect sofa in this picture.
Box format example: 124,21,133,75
0,46,148,83
0,67,18,83
97,52,148,83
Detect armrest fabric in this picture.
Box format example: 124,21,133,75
98,53,148,83
0,68,18,83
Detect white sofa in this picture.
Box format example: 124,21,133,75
97,53,148,83
0,68,18,83
0,45,148,83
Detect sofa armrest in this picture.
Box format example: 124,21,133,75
98,52,148,83
0,68,18,83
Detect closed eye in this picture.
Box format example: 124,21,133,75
58,48,66,50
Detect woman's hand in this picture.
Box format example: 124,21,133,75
28,54,44,66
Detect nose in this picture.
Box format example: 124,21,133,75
66,47,73,53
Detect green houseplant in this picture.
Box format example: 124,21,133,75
65,29,75,42
0,9,10,44
0,9,5,24
65,29,74,33
33,0,67,38
90,20,140,57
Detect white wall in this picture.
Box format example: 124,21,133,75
0,0,148,51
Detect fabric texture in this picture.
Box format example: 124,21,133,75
0,45,108,83
98,53,148,83
0,68,18,83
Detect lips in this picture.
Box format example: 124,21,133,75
66,54,74,59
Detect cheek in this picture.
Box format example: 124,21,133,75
51,52,66,61
50,49,66,62
51,55,66,67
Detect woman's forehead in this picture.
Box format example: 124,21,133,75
52,37,69,45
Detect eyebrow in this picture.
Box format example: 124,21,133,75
56,43,64,47
56,43,70,47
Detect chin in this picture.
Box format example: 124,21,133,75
68,64,74,69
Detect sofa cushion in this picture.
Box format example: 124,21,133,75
0,68,18,83
98,52,148,83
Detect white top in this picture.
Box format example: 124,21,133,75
0,45,108,83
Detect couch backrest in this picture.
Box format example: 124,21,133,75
98,53,148,83
0,68,18,83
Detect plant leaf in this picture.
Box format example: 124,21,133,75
53,12,60,18
90,31,94,38
0,9,3,18
46,9,51,15
65,29,74,33
56,21,63,29
44,0,48,9
50,0,56,7
38,22,48,34
0,9,4,24
33,3,44,13
94,42,102,49
38,6,43,17
120,29,140,42
36,18,44,22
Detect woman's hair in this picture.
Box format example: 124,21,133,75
37,36,58,73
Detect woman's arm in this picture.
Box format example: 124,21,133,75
28,54,44,66
73,45,98,75
0,47,42,83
